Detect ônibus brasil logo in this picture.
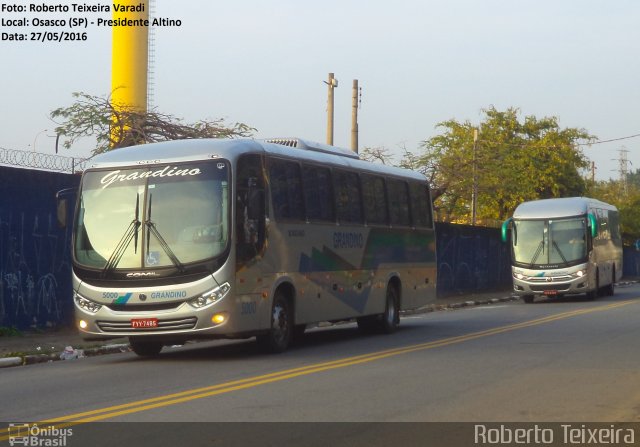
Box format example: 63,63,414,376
8,423,73,446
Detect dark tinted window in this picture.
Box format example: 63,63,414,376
409,181,433,228
362,174,388,225
302,165,335,222
609,210,621,241
334,170,363,224
387,179,410,226
269,159,304,221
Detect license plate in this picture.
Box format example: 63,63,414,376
131,318,158,328
543,290,558,296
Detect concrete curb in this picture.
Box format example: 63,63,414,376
1,344,131,369
401,294,518,316
0,357,22,368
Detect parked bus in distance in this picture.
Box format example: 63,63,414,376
501,197,622,303
57,138,436,356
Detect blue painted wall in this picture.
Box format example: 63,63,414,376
435,222,512,296
0,166,79,329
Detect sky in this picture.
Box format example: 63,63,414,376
1,0,639,180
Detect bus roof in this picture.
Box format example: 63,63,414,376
513,197,617,219
83,138,426,181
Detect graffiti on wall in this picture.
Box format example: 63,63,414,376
435,222,512,297
0,166,78,329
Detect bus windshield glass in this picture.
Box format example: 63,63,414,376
74,161,230,270
512,217,587,266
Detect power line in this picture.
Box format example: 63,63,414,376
579,133,640,146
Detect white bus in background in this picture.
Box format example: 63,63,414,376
502,197,622,303
58,138,436,356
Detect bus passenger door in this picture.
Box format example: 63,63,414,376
236,154,266,267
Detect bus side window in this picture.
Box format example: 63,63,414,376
236,154,266,264
387,179,411,227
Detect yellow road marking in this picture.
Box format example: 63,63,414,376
0,299,635,438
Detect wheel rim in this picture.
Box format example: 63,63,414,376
272,300,289,345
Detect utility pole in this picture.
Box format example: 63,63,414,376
351,79,359,153
471,128,478,225
325,73,338,145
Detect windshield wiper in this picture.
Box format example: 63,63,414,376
552,241,569,266
145,193,185,272
529,240,545,266
101,194,141,277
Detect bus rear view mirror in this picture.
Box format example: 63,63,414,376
501,218,512,243
588,213,598,238
56,187,77,229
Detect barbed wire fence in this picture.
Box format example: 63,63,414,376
0,146,89,174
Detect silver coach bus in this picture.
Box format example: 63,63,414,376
502,197,622,303
58,138,436,356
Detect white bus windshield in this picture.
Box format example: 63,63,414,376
512,217,587,266
74,161,230,271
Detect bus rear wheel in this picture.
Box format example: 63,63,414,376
358,284,399,334
380,285,400,334
129,338,163,357
256,292,292,353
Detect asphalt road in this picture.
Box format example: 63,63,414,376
1,284,639,430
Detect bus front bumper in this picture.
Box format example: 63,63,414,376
512,273,591,297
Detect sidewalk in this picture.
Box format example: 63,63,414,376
0,289,516,368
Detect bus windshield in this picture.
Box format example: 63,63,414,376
512,217,587,266
74,161,230,270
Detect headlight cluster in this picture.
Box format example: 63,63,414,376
514,272,526,280
188,282,230,309
74,293,102,314
571,269,587,278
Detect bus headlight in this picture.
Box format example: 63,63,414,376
573,269,587,278
74,293,102,314
514,272,525,280
188,282,230,309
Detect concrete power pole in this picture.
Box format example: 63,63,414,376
325,73,338,145
351,79,359,153
471,128,479,225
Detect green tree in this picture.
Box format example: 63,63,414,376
588,179,640,245
50,92,256,155
408,107,594,223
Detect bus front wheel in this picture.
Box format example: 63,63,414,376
257,292,292,353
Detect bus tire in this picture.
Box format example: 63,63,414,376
379,284,400,334
256,291,292,353
129,338,163,357
605,268,615,296
586,271,599,300
522,295,534,304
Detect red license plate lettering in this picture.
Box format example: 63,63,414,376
131,318,158,328
543,290,558,296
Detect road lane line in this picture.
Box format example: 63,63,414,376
0,299,636,437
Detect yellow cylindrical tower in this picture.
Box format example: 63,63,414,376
111,0,149,146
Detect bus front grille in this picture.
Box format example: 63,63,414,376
97,317,198,332
530,284,571,292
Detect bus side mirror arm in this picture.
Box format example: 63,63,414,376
501,218,512,243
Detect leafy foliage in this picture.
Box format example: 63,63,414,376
588,177,640,245
407,107,594,223
50,92,256,155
